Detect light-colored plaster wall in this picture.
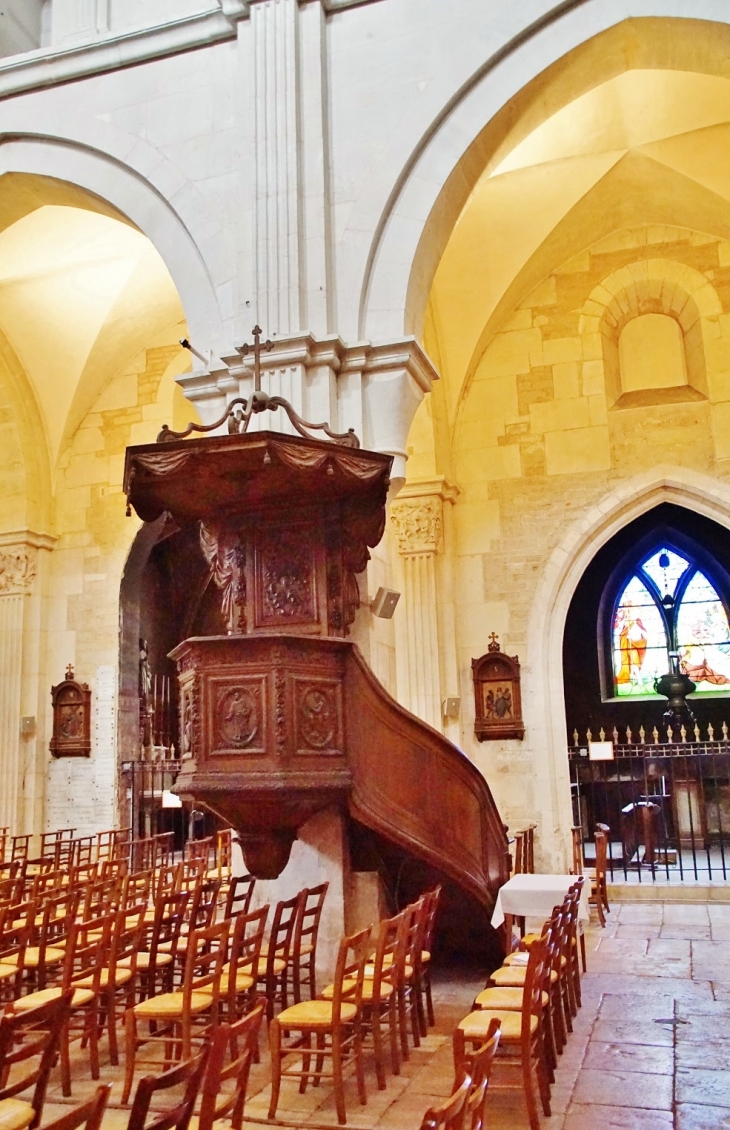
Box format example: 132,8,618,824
411,224,730,866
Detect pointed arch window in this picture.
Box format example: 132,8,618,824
612,547,730,697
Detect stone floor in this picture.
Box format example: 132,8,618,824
35,900,730,1130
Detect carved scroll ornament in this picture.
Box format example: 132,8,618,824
390,497,442,555
199,524,245,634
0,547,37,594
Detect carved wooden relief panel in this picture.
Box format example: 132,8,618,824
253,522,321,630
472,634,525,741
50,665,91,758
293,677,343,755
209,677,267,754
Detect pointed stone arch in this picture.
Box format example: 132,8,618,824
524,465,730,868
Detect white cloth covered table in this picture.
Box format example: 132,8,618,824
490,873,590,929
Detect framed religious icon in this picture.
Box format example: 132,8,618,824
50,664,91,758
472,634,525,741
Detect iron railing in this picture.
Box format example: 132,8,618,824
569,738,730,882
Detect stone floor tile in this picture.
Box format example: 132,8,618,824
570,1068,673,1110
677,1041,730,1071
648,937,692,958
582,1041,674,1075
598,994,677,1021
663,903,710,925
616,906,664,924
614,925,663,939
659,925,713,940
710,924,730,940
563,1107,673,1129
676,1104,730,1129
676,1067,730,1107
589,1017,675,1047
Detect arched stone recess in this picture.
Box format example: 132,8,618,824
524,465,730,868
355,7,730,345
0,136,228,359
579,259,722,408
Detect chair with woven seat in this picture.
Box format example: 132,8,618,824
94,902,146,1065
291,882,328,1003
268,925,371,1126
323,909,403,1090
126,1050,210,1130
256,891,303,1020
418,1073,471,1130
122,917,230,1103
588,826,610,925
0,992,73,1130
168,880,221,987
195,1000,266,1130
417,886,441,1031
13,913,113,1096
128,890,189,1004
38,1085,110,1130
219,905,268,1028
1,890,79,993
223,875,256,920
0,899,33,1005
452,1019,501,1130
455,929,552,1130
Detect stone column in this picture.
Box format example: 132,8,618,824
0,541,38,832
250,0,302,334
390,480,458,732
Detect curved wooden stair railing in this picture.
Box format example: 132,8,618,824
345,645,509,914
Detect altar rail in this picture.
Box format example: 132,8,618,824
568,738,730,882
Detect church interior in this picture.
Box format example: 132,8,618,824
3,2,730,1127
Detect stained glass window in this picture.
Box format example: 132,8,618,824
610,545,730,697
613,576,668,697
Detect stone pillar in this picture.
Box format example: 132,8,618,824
390,479,458,732
0,536,51,835
250,0,302,334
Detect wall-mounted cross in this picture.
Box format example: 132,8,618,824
238,325,273,392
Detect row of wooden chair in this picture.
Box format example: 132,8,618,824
268,886,441,1125
512,825,536,875
0,985,266,1130
419,1019,501,1130
571,822,610,927
453,878,585,1130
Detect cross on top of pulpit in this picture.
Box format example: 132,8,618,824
488,632,501,652
238,325,273,392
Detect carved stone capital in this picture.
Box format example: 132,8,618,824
390,497,442,556
0,547,37,594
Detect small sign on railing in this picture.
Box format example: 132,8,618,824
588,740,614,761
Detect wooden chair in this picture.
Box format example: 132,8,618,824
570,826,584,875
395,900,425,1057
291,881,329,1003
566,878,586,993
128,890,189,1003
220,906,268,1026
0,898,32,1005
256,891,303,1020
417,886,441,1030
512,832,524,875
268,925,370,1126
0,992,74,1130
95,902,146,1064
455,929,553,1130
13,913,113,1096
325,909,403,1089
223,875,256,920
419,1074,471,1130
38,1085,110,1130
452,1020,501,1130
195,1000,266,1130
1,889,79,992
589,829,608,927
126,1050,209,1130
122,918,230,1102
170,880,221,985
10,836,31,864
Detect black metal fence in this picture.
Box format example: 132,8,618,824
568,738,730,882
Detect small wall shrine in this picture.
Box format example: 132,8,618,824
50,664,91,758
472,634,525,741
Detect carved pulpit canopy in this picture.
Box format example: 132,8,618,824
472,634,525,741
50,664,91,758
124,430,392,639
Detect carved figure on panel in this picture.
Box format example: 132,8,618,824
298,685,337,749
217,685,260,748
0,547,37,594
390,497,442,555
50,664,91,758
472,634,525,741
199,523,246,634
